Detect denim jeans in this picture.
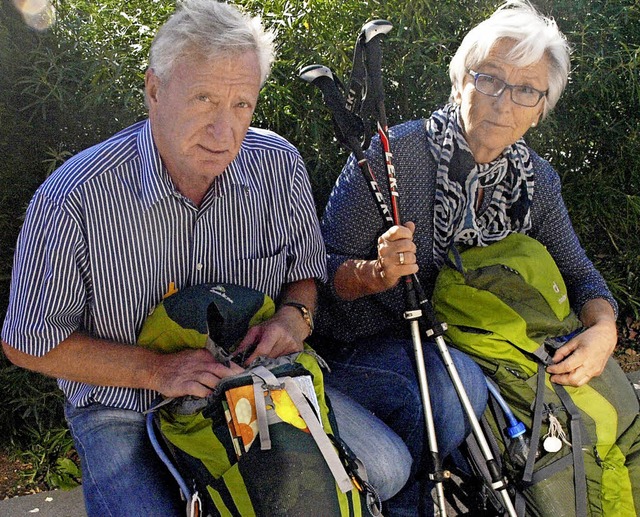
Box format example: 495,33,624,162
65,402,184,517
322,335,488,517
327,385,412,501
65,387,412,515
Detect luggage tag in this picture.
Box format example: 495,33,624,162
189,491,202,517
543,410,571,453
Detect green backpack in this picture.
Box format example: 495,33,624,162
432,233,640,517
138,283,379,516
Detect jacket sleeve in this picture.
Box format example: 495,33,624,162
528,155,618,317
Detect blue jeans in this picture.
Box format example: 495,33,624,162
327,386,412,501
65,389,411,515
322,335,488,517
65,403,184,517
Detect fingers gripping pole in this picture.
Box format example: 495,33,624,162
301,59,447,516
361,21,449,516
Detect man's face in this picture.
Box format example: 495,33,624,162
146,51,262,186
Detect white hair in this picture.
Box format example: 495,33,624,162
149,0,276,86
449,0,571,119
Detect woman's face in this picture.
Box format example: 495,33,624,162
453,39,548,163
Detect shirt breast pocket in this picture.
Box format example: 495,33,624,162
226,251,288,300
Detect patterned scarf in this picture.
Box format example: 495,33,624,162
425,104,534,267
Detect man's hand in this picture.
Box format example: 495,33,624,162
235,311,305,366
2,333,245,400
149,348,244,398
232,278,316,366
546,299,617,386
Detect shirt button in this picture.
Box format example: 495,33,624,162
196,263,203,271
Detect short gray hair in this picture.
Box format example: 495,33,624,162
449,0,571,119
149,0,276,86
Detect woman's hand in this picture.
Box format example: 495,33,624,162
546,299,617,387
374,222,420,289
334,222,419,301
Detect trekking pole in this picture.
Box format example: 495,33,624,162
299,65,394,229
358,23,519,517
419,303,518,517
300,62,448,517
356,21,450,516
301,20,519,517
301,26,450,516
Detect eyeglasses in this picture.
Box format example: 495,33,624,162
468,70,547,107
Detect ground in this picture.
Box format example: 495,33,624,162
0,318,638,500
0,453,38,500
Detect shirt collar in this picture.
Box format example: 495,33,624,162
138,119,175,210
138,121,257,210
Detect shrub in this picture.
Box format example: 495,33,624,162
2,0,637,315
0,0,638,483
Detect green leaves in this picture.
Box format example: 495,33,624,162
0,0,638,493
0,2,637,319
16,427,80,491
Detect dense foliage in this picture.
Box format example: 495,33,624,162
0,0,638,489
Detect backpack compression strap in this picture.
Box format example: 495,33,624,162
250,366,354,493
553,383,588,517
520,364,589,517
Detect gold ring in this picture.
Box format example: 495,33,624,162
398,251,405,265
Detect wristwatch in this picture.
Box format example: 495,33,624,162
282,302,314,336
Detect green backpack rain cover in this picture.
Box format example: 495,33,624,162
432,233,640,517
138,283,376,517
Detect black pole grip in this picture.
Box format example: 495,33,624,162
299,65,365,156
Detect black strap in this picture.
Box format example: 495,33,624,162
523,368,590,517
530,453,574,483
510,365,547,516
343,35,374,150
532,344,554,366
523,365,546,484
553,383,589,517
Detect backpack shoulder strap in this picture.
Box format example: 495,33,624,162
522,365,590,517
523,365,546,484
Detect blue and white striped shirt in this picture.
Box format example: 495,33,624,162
2,119,327,411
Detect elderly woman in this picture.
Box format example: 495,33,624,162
314,1,619,515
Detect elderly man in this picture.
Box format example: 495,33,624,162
2,1,409,515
